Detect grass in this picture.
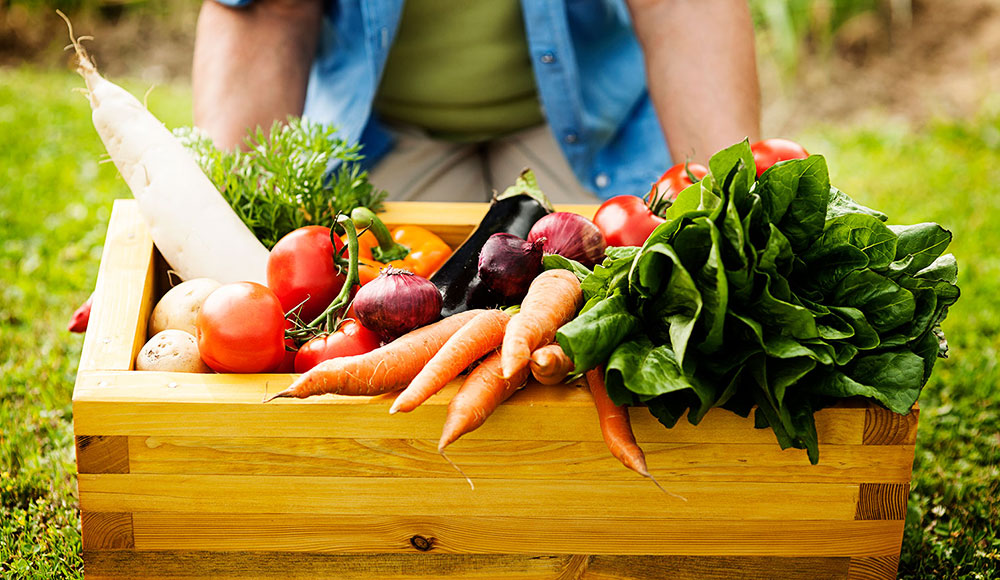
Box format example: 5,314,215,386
1,66,997,579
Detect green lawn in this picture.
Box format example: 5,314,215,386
1,67,997,579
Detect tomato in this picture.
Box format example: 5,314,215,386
196,282,286,373
294,320,382,373
751,138,809,177
592,195,665,247
267,226,346,322
654,162,708,203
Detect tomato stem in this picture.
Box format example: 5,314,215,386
351,207,410,262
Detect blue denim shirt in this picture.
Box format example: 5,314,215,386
216,0,671,199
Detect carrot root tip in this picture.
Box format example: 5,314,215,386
439,449,475,490
646,472,687,502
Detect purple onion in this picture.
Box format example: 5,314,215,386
353,268,442,340
527,212,607,267
478,233,545,302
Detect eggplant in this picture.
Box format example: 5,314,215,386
431,169,552,316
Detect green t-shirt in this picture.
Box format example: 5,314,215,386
373,0,545,142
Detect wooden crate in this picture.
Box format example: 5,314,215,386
74,199,918,580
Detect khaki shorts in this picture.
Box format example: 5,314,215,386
369,124,601,204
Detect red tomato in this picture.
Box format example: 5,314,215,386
751,138,809,177
592,195,665,247
267,226,346,322
294,320,382,373
196,282,286,373
654,162,708,202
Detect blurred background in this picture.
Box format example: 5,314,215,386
1,1,997,578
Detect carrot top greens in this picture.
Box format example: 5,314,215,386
176,118,386,249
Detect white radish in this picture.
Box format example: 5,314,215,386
60,13,269,285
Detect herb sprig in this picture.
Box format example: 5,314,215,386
175,118,387,249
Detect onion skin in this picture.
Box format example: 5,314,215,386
353,268,443,340
527,212,607,267
478,233,545,302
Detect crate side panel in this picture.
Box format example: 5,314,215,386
126,436,915,483
847,555,900,579
863,405,920,445
73,373,866,444
130,513,905,557
84,551,858,580
78,474,860,520
81,513,134,550
77,436,129,474
77,200,155,373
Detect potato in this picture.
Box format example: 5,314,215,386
149,278,221,337
136,330,212,373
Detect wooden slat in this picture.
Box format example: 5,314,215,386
847,555,900,579
77,199,155,373
855,483,910,520
863,405,919,445
77,474,859,520
127,436,915,483
77,435,129,474
81,513,133,550
129,513,904,557
73,372,865,444
378,202,597,248
84,551,857,580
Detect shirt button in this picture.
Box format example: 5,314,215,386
540,52,556,64
595,173,610,188
564,132,578,144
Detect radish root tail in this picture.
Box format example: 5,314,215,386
439,449,475,490
56,10,97,75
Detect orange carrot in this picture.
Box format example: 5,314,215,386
265,310,482,401
500,269,583,379
584,367,686,500
438,350,530,452
529,343,575,385
585,367,649,476
390,309,511,414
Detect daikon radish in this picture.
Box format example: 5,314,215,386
61,13,269,284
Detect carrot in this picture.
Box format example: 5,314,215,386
585,367,686,500
390,309,511,414
500,269,583,379
265,310,482,401
528,343,574,385
439,350,531,452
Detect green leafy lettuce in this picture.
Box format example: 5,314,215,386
554,140,959,463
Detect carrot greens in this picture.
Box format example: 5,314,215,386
175,118,387,249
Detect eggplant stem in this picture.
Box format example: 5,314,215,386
351,207,410,262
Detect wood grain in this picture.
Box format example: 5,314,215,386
83,551,859,580
72,372,865,445
126,436,915,483
847,555,900,579
77,199,155,373
81,513,133,550
129,512,904,556
863,405,919,445
76,435,129,474
78,474,860,520
855,483,910,520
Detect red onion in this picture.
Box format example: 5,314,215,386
527,212,607,267
478,233,545,302
353,268,442,340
